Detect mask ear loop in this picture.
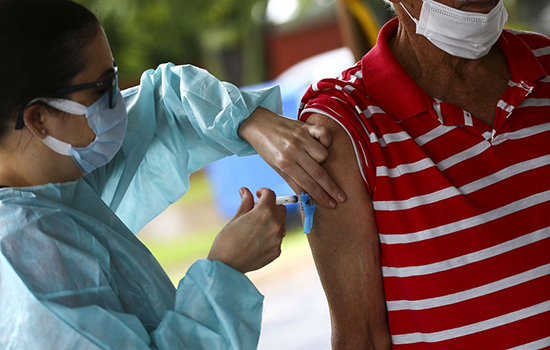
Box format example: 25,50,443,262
399,2,419,25
28,98,87,116
20,98,84,156
23,121,73,156
40,135,72,156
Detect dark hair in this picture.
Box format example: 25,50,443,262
0,0,100,139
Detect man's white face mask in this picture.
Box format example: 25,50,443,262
400,0,509,59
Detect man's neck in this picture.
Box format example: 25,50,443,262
390,22,504,88
386,17,511,126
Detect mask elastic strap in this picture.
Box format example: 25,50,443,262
400,2,419,25
24,122,73,157
41,135,72,156
22,97,84,156
28,98,87,116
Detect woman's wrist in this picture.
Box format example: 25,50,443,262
208,241,248,274
237,107,271,143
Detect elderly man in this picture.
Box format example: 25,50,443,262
297,0,550,348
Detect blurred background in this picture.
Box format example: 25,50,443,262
75,0,550,348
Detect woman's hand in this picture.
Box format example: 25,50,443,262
238,107,346,209
208,187,286,274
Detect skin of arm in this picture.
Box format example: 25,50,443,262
304,114,391,350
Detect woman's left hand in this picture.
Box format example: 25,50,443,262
238,107,346,209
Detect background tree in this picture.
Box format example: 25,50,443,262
77,0,269,86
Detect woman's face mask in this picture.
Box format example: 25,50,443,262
399,0,509,59
27,89,128,174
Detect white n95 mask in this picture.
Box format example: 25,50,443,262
28,89,128,174
400,0,508,59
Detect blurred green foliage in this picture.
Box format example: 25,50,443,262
76,0,269,85
77,0,549,86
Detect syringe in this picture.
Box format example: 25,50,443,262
254,194,315,234
275,194,316,234
275,195,301,205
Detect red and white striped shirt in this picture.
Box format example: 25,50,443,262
300,18,550,349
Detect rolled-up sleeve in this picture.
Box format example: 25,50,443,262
85,63,282,233
153,260,264,349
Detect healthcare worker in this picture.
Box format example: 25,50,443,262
0,1,347,349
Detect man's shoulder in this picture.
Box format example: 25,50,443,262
504,29,550,77
306,61,368,97
505,28,550,52
505,28,550,41
299,61,377,118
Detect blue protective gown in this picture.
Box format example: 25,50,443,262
0,63,282,349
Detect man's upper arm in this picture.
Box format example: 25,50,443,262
305,113,390,349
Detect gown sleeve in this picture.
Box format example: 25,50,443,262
152,260,264,349
84,63,282,233
0,212,263,349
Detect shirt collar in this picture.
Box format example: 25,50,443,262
499,29,547,84
361,18,428,122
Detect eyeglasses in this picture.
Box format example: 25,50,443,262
53,61,119,109
15,61,119,130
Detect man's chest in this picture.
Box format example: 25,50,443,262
420,74,511,128
370,103,550,235
371,110,550,347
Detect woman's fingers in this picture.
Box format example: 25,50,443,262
305,124,332,148
233,187,254,218
274,203,287,224
256,188,276,208
277,125,346,207
239,109,346,208
293,125,330,163
209,187,287,274
301,125,347,204
301,138,330,163
297,151,347,206
279,148,346,208
280,161,336,208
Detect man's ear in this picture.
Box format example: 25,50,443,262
23,104,48,139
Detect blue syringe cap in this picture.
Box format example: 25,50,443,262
300,193,316,234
